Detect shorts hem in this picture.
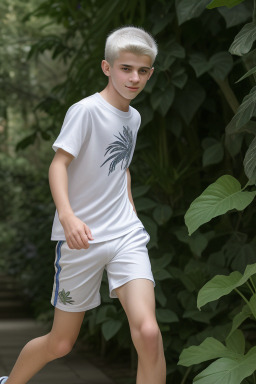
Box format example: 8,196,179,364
110,276,155,298
51,299,101,312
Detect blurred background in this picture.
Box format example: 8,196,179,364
1,0,256,383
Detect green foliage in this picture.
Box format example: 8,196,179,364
0,151,55,313
180,0,256,381
244,136,256,184
175,0,210,25
226,86,256,135
229,22,256,56
179,264,256,384
179,337,240,366
193,347,256,384
197,263,256,310
185,175,256,235
207,0,245,8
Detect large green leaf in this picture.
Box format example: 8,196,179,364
209,52,233,81
158,86,176,116
175,0,210,25
96,305,117,324
207,0,245,8
178,337,240,367
150,88,164,110
225,329,245,355
136,197,158,211
227,304,251,338
248,293,256,319
153,204,173,225
151,253,173,271
225,133,243,157
139,214,158,248
168,40,186,59
243,137,256,185
197,263,256,309
236,64,256,83
229,22,256,56
217,3,251,28
174,227,209,257
154,269,173,281
193,347,256,384
198,271,241,309
150,85,175,116
152,13,173,35
174,81,206,125
182,309,218,324
156,308,179,323
189,52,233,81
136,104,154,128
189,53,210,77
185,175,256,236
202,141,224,167
226,111,256,136
132,185,150,199
151,253,173,281
171,66,188,89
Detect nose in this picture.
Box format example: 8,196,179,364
129,71,140,83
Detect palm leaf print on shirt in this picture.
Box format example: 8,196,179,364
100,126,135,175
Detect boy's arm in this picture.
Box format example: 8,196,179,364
127,168,137,216
49,148,94,249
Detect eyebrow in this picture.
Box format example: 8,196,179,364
120,64,152,70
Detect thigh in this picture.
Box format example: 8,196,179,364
115,279,156,326
50,308,85,343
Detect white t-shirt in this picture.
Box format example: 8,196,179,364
51,92,145,243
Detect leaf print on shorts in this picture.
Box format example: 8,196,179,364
58,289,75,305
100,126,135,175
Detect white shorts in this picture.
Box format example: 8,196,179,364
51,227,155,312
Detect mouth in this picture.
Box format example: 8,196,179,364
126,86,139,91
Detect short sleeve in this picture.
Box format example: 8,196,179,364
52,103,91,158
137,110,141,129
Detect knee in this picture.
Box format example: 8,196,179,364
47,337,74,359
132,320,161,351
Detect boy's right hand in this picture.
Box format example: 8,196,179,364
60,213,94,250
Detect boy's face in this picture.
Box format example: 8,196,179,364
102,51,154,102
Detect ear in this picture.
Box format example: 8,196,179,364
101,60,111,77
148,67,154,80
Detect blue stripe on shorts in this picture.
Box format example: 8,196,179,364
54,241,64,307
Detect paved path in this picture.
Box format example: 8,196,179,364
0,319,114,384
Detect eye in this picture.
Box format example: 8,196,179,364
121,67,130,71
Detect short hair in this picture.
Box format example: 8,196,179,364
105,26,158,66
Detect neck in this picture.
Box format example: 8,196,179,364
100,84,130,112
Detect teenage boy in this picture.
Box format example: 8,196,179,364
1,26,166,384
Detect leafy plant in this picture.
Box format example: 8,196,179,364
180,0,256,382
185,175,256,236
179,264,256,384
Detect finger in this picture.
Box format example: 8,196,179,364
79,232,90,249
72,234,85,249
84,224,94,240
67,238,75,249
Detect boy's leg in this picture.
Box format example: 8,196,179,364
6,308,85,384
115,279,166,384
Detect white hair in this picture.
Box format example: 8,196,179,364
105,26,158,66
